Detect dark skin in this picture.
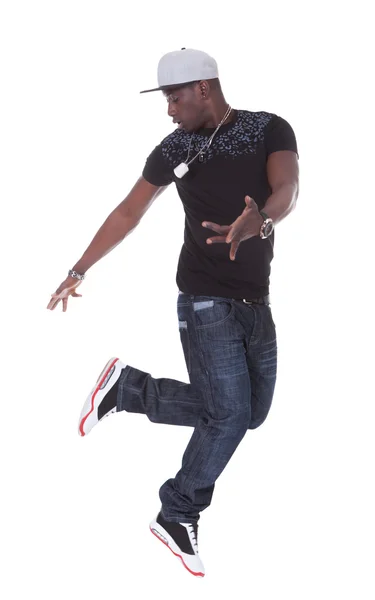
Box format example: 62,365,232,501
47,81,299,311
163,79,235,132
165,79,299,260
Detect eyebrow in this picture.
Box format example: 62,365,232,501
163,89,179,97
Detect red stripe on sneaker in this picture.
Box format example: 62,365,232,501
149,527,205,577
79,358,119,437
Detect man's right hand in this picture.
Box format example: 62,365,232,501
47,276,83,312
46,177,167,313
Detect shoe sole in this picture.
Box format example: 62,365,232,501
78,357,120,437
149,520,205,577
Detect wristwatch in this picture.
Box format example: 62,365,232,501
259,211,274,239
68,269,85,281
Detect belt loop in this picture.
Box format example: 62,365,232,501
239,295,270,306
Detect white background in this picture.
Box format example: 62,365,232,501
0,0,374,598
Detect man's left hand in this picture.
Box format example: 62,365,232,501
202,196,263,261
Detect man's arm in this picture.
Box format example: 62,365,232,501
47,176,168,312
72,176,168,274
262,150,299,225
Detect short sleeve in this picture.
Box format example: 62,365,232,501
264,115,299,159
142,144,174,186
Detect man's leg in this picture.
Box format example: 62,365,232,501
79,291,207,436
78,296,276,438
245,303,277,430
158,294,253,523
116,365,203,427
115,291,208,427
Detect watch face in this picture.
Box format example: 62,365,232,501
264,221,274,237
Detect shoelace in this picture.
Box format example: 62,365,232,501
188,524,199,552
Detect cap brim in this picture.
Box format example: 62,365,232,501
140,86,166,94
140,80,199,94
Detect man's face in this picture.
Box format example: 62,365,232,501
163,84,203,133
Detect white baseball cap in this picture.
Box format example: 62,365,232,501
140,48,219,94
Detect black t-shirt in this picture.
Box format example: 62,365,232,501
142,109,298,299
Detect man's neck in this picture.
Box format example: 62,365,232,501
203,101,233,128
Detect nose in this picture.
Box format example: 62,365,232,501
167,103,176,118
168,102,177,117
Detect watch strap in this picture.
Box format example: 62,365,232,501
68,269,85,281
259,211,274,239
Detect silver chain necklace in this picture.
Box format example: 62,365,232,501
174,104,233,179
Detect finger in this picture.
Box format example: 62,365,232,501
226,228,242,244
230,241,240,261
202,222,230,234
62,297,68,312
244,195,255,207
48,295,62,309
47,297,60,310
206,235,227,244
54,290,70,300
50,291,63,300
48,294,59,302
53,288,65,296
72,292,82,297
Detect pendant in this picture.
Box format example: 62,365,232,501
174,162,189,178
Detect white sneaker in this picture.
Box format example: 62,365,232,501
78,357,126,437
150,512,205,577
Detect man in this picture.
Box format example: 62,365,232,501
47,48,299,578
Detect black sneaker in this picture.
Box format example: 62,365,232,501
149,511,205,577
78,357,125,436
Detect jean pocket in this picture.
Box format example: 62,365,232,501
178,319,191,374
265,305,276,329
193,297,234,330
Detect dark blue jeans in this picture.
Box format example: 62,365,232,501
117,292,277,523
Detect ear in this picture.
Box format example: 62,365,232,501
199,80,209,99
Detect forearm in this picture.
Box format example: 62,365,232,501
72,209,139,274
262,183,299,226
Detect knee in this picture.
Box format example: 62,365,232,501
204,409,251,433
248,413,270,430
